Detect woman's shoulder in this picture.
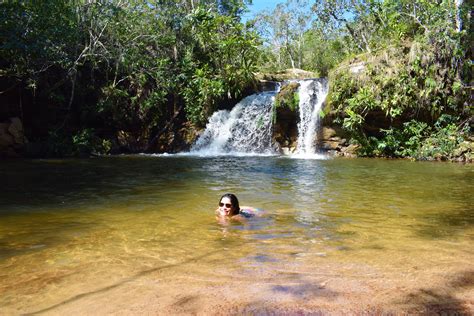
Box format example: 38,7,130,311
239,206,264,218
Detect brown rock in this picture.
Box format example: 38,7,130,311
321,127,337,140
341,144,360,154
8,117,24,144
321,141,340,150
273,105,298,148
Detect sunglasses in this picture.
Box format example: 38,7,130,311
219,202,232,208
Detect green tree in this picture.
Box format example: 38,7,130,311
0,0,260,155
253,0,311,71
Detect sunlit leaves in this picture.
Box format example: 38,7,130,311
182,5,260,125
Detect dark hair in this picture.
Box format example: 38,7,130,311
219,193,240,215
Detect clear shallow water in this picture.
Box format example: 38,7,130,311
1,156,473,314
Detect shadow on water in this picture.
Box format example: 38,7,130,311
415,207,474,239
0,156,204,212
411,167,474,239
0,156,209,261
402,270,474,314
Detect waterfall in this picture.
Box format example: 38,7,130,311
294,78,329,156
188,78,328,157
190,92,277,155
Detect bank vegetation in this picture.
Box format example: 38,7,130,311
1,0,472,161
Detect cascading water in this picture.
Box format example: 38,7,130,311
190,92,277,155
189,78,328,157
294,78,329,156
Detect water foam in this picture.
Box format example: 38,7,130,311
295,78,329,155
186,79,329,158
190,92,277,156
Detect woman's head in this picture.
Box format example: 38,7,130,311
218,193,240,216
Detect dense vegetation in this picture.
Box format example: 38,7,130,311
255,0,472,161
0,0,259,156
1,0,472,160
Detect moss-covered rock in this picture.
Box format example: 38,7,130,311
275,82,300,112
272,82,300,150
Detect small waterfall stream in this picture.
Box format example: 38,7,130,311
295,78,329,156
190,78,328,157
190,92,277,155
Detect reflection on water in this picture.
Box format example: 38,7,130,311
0,156,473,313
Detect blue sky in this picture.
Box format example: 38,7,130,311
241,0,287,22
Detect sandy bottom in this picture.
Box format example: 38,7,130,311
3,255,472,315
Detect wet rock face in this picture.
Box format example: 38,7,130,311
272,105,299,151
317,126,359,157
151,122,200,154
271,82,301,153
0,117,26,158
320,127,347,150
257,80,279,92
115,130,150,153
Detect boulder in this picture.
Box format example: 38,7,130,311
257,80,279,92
321,141,340,150
349,62,366,74
321,127,337,140
341,144,360,155
273,105,299,149
0,123,14,147
8,117,24,144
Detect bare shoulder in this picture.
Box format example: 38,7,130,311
240,206,265,217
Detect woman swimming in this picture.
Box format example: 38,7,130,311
215,193,261,221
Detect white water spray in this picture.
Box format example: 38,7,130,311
188,78,328,157
190,92,277,155
294,79,329,156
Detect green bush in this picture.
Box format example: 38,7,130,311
47,129,111,157
328,40,470,160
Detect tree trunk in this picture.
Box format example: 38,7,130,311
286,27,296,69
329,11,367,53
455,0,463,32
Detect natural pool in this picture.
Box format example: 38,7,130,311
1,156,473,314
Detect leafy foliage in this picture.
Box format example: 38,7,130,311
0,0,260,155
275,82,300,111
0,0,471,159
322,0,472,161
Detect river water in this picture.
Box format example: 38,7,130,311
1,156,473,314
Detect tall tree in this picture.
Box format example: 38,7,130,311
253,0,311,70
